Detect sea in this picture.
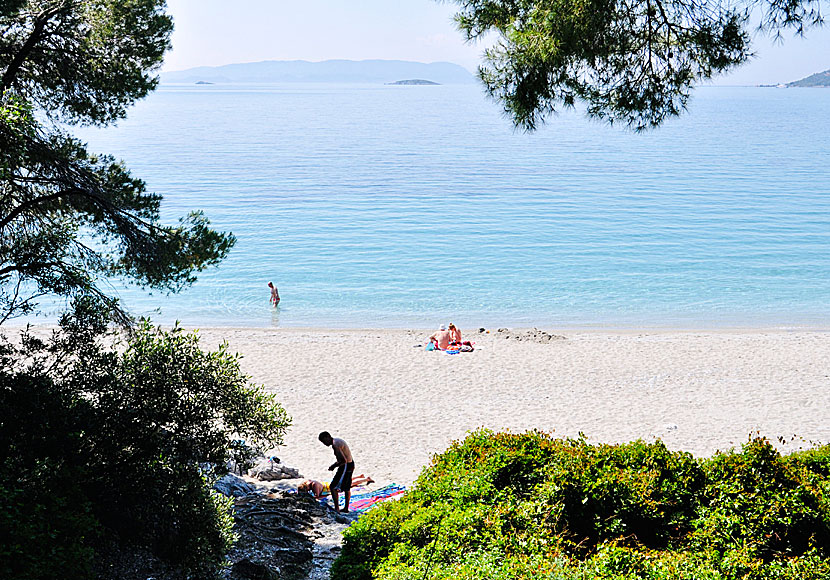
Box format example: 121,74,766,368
59,83,830,329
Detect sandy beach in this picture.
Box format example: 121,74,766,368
191,327,830,488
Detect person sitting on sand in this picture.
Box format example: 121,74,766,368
448,323,462,346
429,324,451,350
298,475,375,499
319,431,355,513
268,281,280,307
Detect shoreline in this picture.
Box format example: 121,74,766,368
10,316,830,334
184,325,830,333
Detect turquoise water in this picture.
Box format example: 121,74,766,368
70,84,830,328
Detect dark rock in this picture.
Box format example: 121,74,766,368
226,493,333,580
230,558,279,580
215,473,257,498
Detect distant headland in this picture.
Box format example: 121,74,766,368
161,59,474,85
386,79,440,86
787,69,830,87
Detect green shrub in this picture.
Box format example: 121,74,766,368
0,372,99,580
333,430,830,580
534,437,704,552
694,437,830,560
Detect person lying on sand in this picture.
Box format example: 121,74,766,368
298,475,375,499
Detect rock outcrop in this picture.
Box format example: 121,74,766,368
215,473,259,498
223,490,352,580
248,459,302,481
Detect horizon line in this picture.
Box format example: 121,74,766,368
161,57,475,75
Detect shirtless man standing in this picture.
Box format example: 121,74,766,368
429,324,451,350
318,431,355,513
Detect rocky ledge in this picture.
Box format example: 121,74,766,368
219,473,355,580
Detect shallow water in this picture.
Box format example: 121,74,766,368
59,84,830,328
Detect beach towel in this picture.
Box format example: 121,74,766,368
442,340,474,354
318,483,407,513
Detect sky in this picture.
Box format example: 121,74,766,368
162,0,830,86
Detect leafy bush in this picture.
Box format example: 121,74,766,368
694,438,830,560
0,300,291,579
0,373,99,580
332,430,830,580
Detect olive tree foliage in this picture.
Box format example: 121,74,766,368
445,0,826,130
0,0,235,324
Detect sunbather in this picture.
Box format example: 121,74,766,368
298,474,375,499
429,324,451,350
448,323,462,346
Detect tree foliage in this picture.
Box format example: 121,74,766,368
0,1,235,324
445,0,827,130
0,4,290,578
0,299,292,579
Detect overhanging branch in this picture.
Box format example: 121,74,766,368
0,4,67,92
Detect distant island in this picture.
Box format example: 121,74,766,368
787,69,830,87
195,80,214,85
386,79,440,86
161,59,474,85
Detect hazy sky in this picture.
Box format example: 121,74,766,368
162,0,830,85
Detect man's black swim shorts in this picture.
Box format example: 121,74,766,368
331,461,355,491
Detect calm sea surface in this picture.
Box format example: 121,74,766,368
65,84,829,329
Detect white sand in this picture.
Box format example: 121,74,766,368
195,328,830,488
